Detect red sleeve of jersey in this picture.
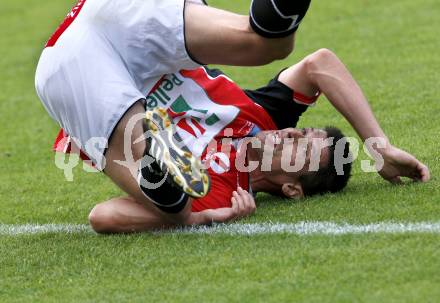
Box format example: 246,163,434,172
191,173,234,212
191,165,250,212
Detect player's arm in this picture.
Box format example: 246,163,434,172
278,48,430,183
188,187,256,225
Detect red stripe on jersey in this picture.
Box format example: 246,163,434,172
148,75,167,95
293,91,321,105
191,118,206,135
167,109,185,119
46,0,87,47
177,118,197,137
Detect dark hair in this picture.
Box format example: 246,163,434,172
298,126,352,196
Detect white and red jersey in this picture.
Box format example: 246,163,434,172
54,66,319,211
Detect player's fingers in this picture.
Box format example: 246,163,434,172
237,187,248,202
417,163,430,182
230,197,239,220
238,187,256,216
239,187,254,215
238,187,251,215
233,191,245,216
231,196,237,209
244,195,256,215
231,194,240,213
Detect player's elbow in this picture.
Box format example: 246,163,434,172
88,203,119,234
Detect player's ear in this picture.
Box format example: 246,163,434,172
281,182,304,199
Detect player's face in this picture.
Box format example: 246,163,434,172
255,127,329,175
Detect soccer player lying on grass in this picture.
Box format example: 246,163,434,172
53,49,430,233
36,0,316,231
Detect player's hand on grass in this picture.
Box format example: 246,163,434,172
195,187,256,224
230,187,257,220
378,145,430,184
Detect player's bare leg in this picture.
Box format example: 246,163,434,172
88,188,257,233
90,101,194,232
89,196,177,233
184,0,311,66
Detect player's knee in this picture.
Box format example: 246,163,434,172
314,48,337,61
304,48,337,75
308,48,337,66
88,203,117,234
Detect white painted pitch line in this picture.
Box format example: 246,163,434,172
171,222,440,235
2,222,440,236
0,224,92,235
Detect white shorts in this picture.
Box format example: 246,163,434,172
35,0,204,170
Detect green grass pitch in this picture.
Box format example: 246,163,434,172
1,0,440,302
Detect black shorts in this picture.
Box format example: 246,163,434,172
244,73,309,129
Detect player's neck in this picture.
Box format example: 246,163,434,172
247,147,276,193
249,169,281,193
